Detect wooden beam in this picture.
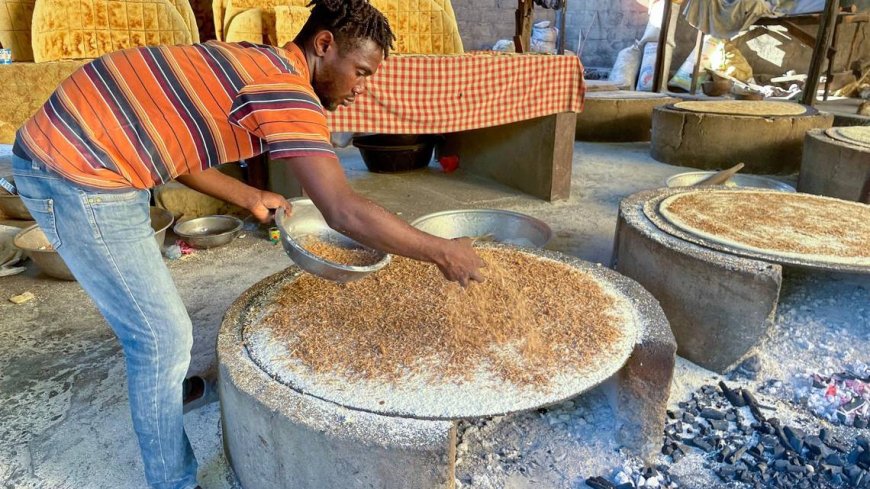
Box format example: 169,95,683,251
514,0,533,53
690,31,705,95
823,14,844,101
802,0,840,106
652,0,674,92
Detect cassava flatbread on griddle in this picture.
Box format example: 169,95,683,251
658,190,870,266
673,100,807,117
826,126,870,149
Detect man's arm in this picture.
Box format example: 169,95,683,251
175,167,291,223
277,156,486,286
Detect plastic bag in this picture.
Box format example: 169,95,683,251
492,39,515,52
669,36,719,91
608,42,642,89
636,42,659,91
668,37,753,91
532,21,559,43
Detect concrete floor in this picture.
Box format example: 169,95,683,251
0,141,810,488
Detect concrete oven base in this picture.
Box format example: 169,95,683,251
613,188,783,373
798,129,870,203
650,105,833,174
217,260,677,488
575,91,680,142
218,287,456,489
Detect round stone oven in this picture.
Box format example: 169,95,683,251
218,245,675,488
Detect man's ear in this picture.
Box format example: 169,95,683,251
312,30,336,57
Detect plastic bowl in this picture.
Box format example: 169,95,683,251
352,134,435,173
274,198,389,282
410,209,553,248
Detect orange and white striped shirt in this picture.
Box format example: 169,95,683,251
14,41,336,190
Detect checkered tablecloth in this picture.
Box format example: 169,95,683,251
327,52,584,134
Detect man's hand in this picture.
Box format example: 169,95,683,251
248,189,292,223
433,237,487,287
175,168,292,224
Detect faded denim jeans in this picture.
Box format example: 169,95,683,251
12,154,198,489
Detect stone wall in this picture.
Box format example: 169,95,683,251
450,0,868,80
563,0,652,68
451,0,556,51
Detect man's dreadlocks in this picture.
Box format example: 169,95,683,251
296,0,396,58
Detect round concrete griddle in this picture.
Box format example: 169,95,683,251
798,129,870,202
642,187,870,274
672,100,808,117
240,245,644,420
575,90,679,142
826,126,870,149
650,103,832,174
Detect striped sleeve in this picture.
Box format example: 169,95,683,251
228,74,337,161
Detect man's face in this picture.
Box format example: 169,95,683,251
313,37,384,111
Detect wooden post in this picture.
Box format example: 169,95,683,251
652,0,674,93
557,0,568,55
514,0,533,53
690,31,705,95
823,17,842,101
802,0,840,106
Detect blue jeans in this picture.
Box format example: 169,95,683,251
12,155,198,489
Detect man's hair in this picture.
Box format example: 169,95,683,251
297,0,396,58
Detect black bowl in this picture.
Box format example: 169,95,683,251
352,134,436,173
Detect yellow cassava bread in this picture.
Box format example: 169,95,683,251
221,0,463,54
32,0,193,62
223,6,261,43
273,4,309,46
0,0,36,60
164,0,199,42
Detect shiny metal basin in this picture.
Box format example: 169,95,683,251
0,176,33,220
13,225,75,280
410,209,553,248
150,207,174,248
666,172,796,192
274,198,389,282
173,215,242,249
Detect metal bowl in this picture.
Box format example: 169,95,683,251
0,176,33,220
274,198,389,282
13,225,75,280
666,172,796,192
149,207,174,248
173,215,242,249
410,209,553,248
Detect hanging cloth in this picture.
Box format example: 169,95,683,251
534,0,563,10
681,0,775,38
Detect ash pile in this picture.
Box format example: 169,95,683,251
659,381,870,488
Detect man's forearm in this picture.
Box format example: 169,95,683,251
175,168,259,210
326,192,448,264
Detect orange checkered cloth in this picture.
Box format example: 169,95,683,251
327,52,585,134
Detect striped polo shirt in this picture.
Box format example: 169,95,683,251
14,41,336,190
